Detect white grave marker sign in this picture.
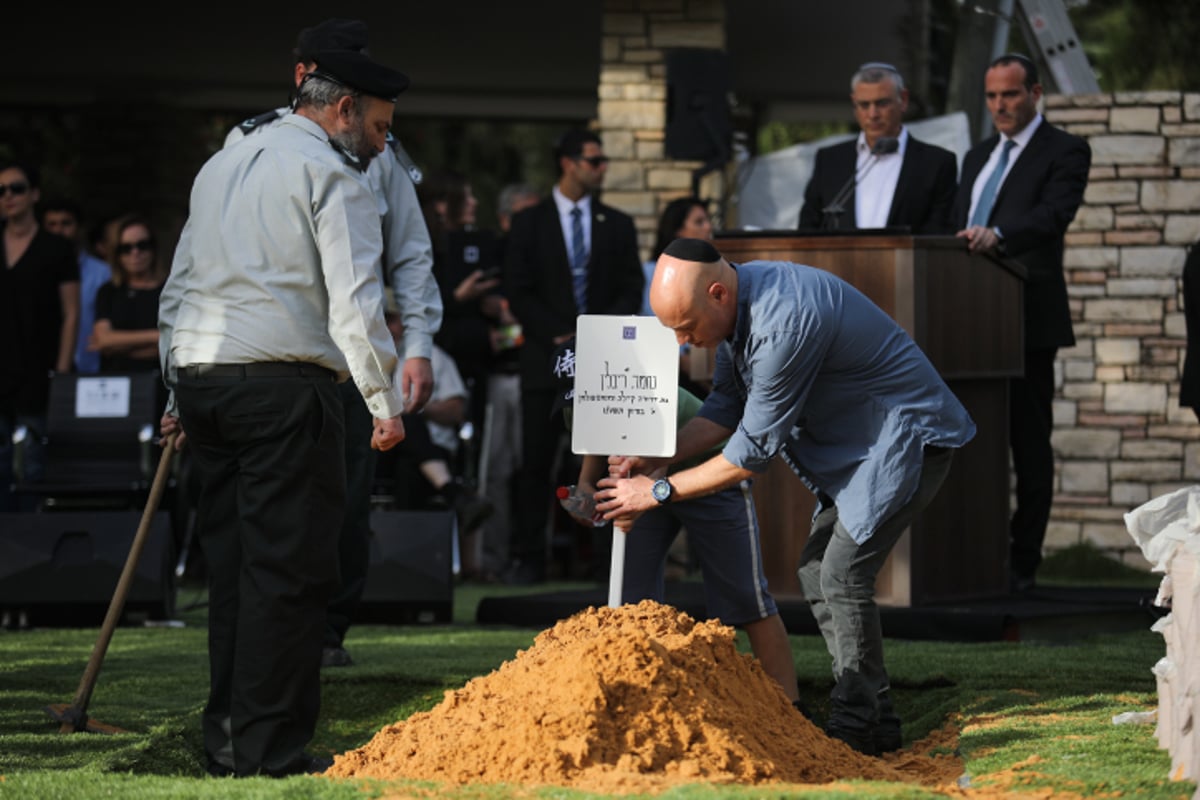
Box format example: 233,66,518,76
571,315,678,457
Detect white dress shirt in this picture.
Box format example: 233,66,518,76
553,185,592,259
854,127,909,229
967,113,1045,224
160,113,405,419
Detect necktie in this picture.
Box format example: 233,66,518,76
970,139,1016,228
569,206,588,312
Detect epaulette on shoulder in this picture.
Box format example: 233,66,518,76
238,109,283,135
386,133,424,185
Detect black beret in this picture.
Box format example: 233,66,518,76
662,237,721,263
295,18,368,60
310,50,410,102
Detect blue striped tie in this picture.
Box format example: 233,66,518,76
570,206,588,312
970,139,1016,228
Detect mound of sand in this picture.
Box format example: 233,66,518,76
327,600,961,794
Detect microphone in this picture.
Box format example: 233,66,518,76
820,136,900,231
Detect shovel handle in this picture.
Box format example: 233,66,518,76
62,435,177,728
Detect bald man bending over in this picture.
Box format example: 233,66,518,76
597,238,975,756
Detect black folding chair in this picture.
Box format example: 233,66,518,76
14,371,164,509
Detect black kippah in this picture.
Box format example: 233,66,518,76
662,237,720,263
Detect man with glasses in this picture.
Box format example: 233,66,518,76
502,128,643,584
0,162,79,511
953,54,1090,594
224,18,443,669
798,62,957,234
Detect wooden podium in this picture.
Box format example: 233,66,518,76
711,232,1025,606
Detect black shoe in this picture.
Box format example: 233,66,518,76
502,558,545,586
266,753,333,777
873,724,902,754
321,646,354,668
826,723,878,757
206,759,234,778
298,754,333,775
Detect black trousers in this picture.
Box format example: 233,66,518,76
510,386,564,563
177,367,344,776
324,380,376,648
1009,347,1057,581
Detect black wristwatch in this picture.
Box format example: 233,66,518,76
651,478,675,504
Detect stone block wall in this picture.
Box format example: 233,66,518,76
1046,91,1200,569
598,0,725,257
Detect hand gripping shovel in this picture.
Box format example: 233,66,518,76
46,434,177,733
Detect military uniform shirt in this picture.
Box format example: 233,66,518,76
225,107,442,363
160,113,405,419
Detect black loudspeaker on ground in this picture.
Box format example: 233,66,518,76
664,48,733,163
357,509,455,624
0,511,175,627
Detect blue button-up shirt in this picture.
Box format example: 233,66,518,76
699,260,976,543
74,253,112,375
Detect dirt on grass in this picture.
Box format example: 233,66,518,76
325,600,1002,794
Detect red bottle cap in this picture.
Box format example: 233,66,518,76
556,486,570,499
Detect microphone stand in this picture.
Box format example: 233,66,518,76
820,136,899,231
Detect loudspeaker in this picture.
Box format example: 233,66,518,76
358,510,454,624
664,48,733,163
0,511,175,626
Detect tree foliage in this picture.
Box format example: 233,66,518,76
1069,0,1200,91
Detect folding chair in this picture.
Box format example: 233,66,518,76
14,371,164,509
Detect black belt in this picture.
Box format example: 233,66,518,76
181,362,335,380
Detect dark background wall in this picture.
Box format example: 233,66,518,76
3,1,916,249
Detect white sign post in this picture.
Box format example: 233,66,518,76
572,315,679,608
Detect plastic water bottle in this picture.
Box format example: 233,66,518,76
557,485,605,527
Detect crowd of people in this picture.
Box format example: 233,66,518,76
0,18,1092,774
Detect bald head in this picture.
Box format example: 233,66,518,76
649,240,737,348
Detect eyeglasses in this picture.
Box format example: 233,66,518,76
117,238,154,255
0,181,30,198
575,155,610,168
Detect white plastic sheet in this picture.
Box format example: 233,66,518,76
1125,487,1200,783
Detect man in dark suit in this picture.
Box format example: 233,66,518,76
502,128,644,584
953,53,1091,593
798,62,957,234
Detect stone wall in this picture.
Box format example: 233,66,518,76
1046,91,1200,569
597,0,725,258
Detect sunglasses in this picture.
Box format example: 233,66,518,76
575,155,610,168
0,181,30,198
117,238,154,255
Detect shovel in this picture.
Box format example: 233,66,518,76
46,434,177,734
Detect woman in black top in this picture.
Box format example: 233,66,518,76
89,213,165,373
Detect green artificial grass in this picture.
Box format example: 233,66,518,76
0,574,1191,799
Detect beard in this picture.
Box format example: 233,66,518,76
330,117,378,170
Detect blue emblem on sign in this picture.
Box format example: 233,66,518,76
623,326,636,340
